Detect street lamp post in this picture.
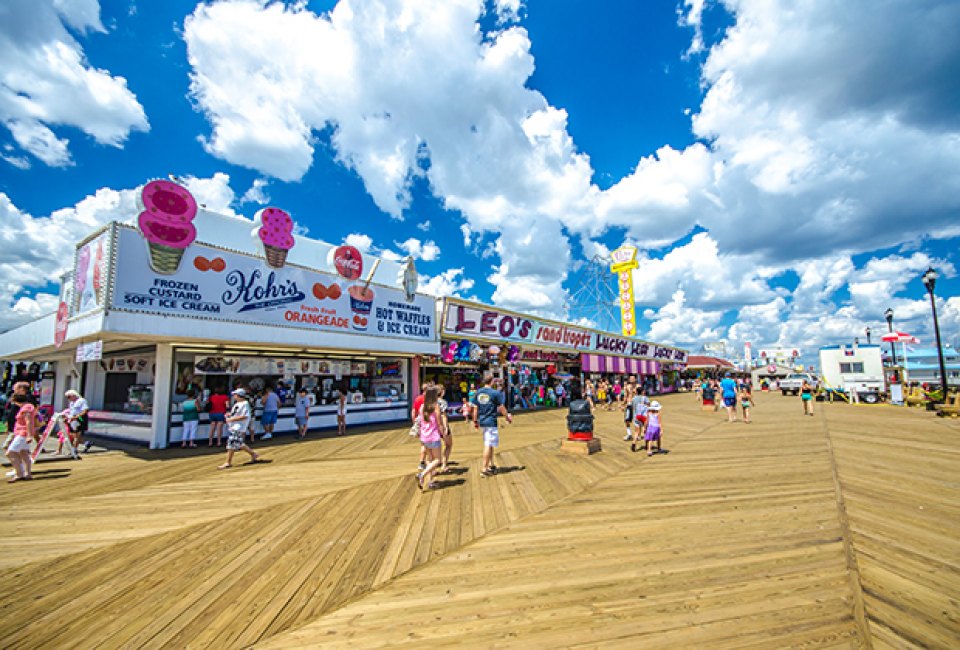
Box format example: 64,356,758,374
921,267,950,401
884,308,897,366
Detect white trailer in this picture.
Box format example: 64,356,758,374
819,344,886,403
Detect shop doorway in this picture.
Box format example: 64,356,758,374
104,372,137,411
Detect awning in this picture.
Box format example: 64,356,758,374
685,355,734,369
581,354,661,375
881,331,920,344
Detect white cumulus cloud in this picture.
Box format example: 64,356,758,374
0,0,148,167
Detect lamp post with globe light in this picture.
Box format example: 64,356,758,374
884,308,897,366
921,267,949,401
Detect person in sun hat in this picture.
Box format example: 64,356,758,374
644,400,664,456
219,388,262,469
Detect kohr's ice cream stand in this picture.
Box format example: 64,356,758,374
0,180,438,448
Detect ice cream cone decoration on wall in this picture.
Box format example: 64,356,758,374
137,179,198,274
254,207,295,269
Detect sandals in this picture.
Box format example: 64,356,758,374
217,464,232,470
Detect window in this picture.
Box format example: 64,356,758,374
839,362,864,374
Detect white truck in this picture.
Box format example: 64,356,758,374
778,373,819,396
818,344,885,404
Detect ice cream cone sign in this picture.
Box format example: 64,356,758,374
137,179,198,275
253,207,295,269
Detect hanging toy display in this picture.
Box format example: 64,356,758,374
468,342,483,362
442,341,459,364
454,340,473,362
487,345,501,362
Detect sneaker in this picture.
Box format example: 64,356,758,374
261,433,273,440
630,442,636,452
418,461,426,470
83,441,93,453
623,433,632,441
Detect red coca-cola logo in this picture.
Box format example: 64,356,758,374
54,301,69,349
333,245,363,280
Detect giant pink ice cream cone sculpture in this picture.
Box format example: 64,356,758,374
254,207,295,269
136,179,198,274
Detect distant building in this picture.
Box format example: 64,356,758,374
901,344,960,387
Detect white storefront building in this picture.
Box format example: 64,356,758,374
0,180,437,448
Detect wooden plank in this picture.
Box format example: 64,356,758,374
1,396,957,649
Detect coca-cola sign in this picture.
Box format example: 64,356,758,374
332,245,363,280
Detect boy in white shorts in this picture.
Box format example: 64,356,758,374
471,374,512,476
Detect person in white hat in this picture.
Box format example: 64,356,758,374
65,389,91,453
644,401,664,456
219,388,262,469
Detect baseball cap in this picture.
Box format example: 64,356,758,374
231,388,248,398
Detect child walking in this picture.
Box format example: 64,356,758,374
644,401,663,456
5,392,35,482
218,389,262,469
416,386,443,490
739,384,753,423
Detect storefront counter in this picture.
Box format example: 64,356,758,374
89,410,153,445
168,400,410,444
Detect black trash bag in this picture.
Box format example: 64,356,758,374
566,398,594,434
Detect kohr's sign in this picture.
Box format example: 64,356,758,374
111,226,435,341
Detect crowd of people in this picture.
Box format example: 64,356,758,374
695,374,754,423
177,381,351,450
409,374,513,490
5,371,682,482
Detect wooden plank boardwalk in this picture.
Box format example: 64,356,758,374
0,393,957,648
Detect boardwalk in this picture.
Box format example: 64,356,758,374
1,393,957,648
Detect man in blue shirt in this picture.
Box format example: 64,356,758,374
720,373,738,422
471,374,512,476
260,385,281,439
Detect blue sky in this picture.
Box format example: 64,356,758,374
1,0,959,364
